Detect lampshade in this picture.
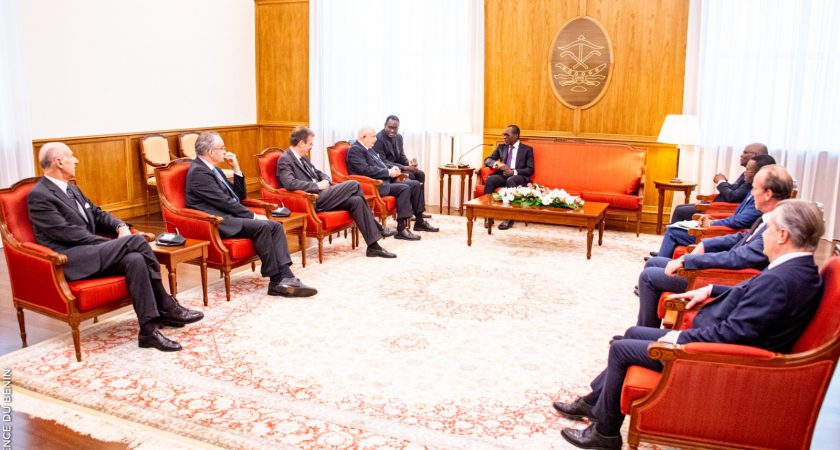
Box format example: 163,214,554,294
657,114,700,145
434,110,473,135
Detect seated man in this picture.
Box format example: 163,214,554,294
373,115,430,219
28,143,203,352
653,154,776,259
185,131,316,297
482,124,534,230
554,199,824,450
670,142,768,223
346,126,439,240
636,164,793,327
276,126,396,258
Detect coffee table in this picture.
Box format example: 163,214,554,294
464,195,608,259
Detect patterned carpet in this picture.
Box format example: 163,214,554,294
1,214,661,449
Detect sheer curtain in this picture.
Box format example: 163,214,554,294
0,0,34,187
680,0,840,240
310,0,484,207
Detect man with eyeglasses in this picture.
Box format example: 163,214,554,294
185,131,317,298
669,142,768,224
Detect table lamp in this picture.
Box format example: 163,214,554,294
657,114,700,183
436,111,472,168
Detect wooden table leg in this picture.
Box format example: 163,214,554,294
586,226,594,260
467,174,473,201
683,188,692,204
438,173,444,215
656,187,666,234
598,218,605,245
200,251,208,306
446,174,453,215
466,207,473,246
299,231,306,267
458,174,466,216
168,264,178,299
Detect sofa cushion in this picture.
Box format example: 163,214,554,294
221,238,256,260
314,210,353,232
528,141,644,195
70,276,130,312
625,176,642,195
581,192,641,210
621,365,662,415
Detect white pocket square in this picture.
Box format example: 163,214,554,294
84,203,90,208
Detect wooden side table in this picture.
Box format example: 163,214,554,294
271,212,307,267
151,238,209,305
438,166,475,215
654,179,697,234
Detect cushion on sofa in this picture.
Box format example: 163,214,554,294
528,141,644,195
581,191,641,210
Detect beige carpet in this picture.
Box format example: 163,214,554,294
1,214,661,449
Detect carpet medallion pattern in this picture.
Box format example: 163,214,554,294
1,215,661,449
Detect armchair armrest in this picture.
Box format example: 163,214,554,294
242,198,275,216
688,225,741,241
695,193,717,202
647,341,777,363
677,267,759,291
696,201,739,214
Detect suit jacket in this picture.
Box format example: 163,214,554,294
483,142,535,181
715,173,751,203
679,255,822,353
275,149,330,194
27,177,125,279
711,194,761,230
346,141,392,181
184,158,252,237
684,219,769,270
372,130,410,169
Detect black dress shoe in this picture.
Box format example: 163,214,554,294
413,220,439,232
380,226,397,238
643,256,652,262
552,397,596,421
158,301,204,327
138,330,182,352
561,424,622,450
366,246,397,258
633,285,639,297
609,335,624,345
498,220,515,230
649,251,659,257
422,213,432,218
394,229,421,241
268,277,317,297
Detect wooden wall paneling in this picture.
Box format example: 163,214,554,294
255,0,309,124
217,126,261,190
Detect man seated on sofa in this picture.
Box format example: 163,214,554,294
670,142,768,223
482,124,534,230
635,164,793,327
346,126,439,241
651,154,776,260
28,142,204,352
276,126,396,259
185,131,317,297
554,199,824,450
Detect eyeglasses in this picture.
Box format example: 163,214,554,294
212,146,227,152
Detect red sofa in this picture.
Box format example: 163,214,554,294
475,140,646,235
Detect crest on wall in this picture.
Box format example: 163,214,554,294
548,16,614,109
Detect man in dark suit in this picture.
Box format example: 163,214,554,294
653,154,776,259
636,164,793,327
554,199,824,450
670,142,768,222
482,125,534,230
185,131,316,297
276,126,396,258
28,142,204,352
346,126,439,241
373,115,431,219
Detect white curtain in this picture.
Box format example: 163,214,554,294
680,0,840,240
310,0,484,207
0,0,34,188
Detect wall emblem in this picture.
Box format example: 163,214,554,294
549,16,614,109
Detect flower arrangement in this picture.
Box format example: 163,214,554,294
492,184,585,209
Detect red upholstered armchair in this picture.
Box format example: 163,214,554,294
255,147,357,264
326,141,399,227
621,256,840,450
154,158,273,302
0,178,135,362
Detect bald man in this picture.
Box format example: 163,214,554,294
346,126,438,241
27,143,203,352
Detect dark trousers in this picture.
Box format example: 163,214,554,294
483,173,528,195
584,326,668,435
379,179,425,221
229,219,292,279
405,169,425,184
66,234,176,326
670,203,701,223
657,227,695,258
315,180,381,246
637,256,689,327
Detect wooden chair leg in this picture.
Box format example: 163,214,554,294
70,322,82,362
224,270,231,301
251,261,256,272
15,306,27,347
328,234,333,244
354,227,359,248
318,237,324,264
144,188,150,219
93,316,98,323
636,211,642,237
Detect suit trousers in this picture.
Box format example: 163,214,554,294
379,179,425,221
583,326,668,435
66,234,176,326
483,173,528,195
637,256,689,327
405,169,425,184
229,219,292,279
657,227,695,259
315,181,381,246
670,203,701,223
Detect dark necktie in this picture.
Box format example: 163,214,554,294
301,157,318,181
505,145,513,166
371,150,388,169
737,218,764,246
213,168,238,200
66,187,89,224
